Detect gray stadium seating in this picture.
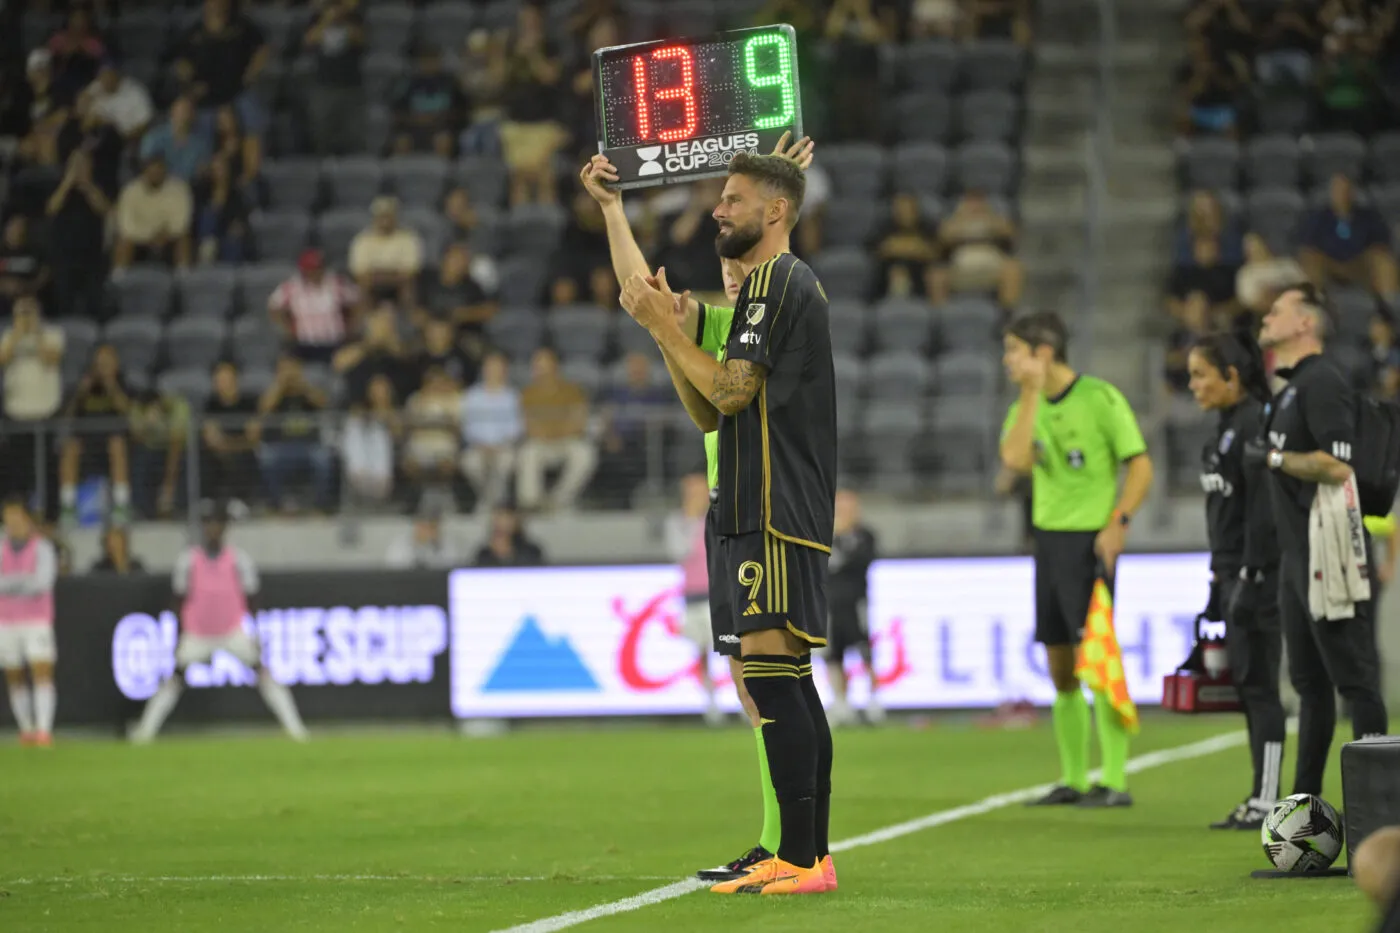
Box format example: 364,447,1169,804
241,365,277,397
103,316,162,374
261,159,323,212
1245,135,1300,189
899,40,959,93
811,248,875,301
486,308,547,361
1370,133,1400,183
891,92,952,143
456,157,510,209
231,316,284,370
114,10,169,63
1305,132,1366,185
827,301,869,356
421,3,479,53
495,256,548,307
502,204,566,256
940,295,1001,351
954,141,1017,195
387,156,451,209
1255,93,1311,136
1331,286,1376,343
832,353,866,401
238,263,298,318
867,351,932,398
364,53,406,104
548,305,614,361
961,41,1026,91
365,4,417,55
176,267,238,319
616,319,659,355
111,268,173,319
164,317,229,369
158,367,214,410
251,210,312,263
936,351,1000,397
821,198,883,249
1372,184,1400,228
316,209,372,264
817,144,887,199
1246,188,1305,255
400,207,449,259
958,90,1020,143
871,298,933,354
891,143,949,198
323,157,385,208
1183,137,1240,191
62,319,101,366
246,4,302,55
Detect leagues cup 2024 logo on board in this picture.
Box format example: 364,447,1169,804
636,132,761,176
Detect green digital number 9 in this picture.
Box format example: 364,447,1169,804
744,33,795,130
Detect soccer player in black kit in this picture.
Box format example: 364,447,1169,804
1250,284,1389,798
620,153,836,896
1187,333,1287,829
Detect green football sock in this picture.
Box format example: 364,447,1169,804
1052,689,1091,792
755,726,781,853
1094,690,1130,792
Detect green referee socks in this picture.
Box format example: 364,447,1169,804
1093,690,1130,792
754,726,782,853
1053,689,1091,792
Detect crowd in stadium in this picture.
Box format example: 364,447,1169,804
1168,0,1400,398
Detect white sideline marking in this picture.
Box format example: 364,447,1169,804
2,874,680,886
489,729,1248,933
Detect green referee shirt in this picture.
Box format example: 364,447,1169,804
1001,375,1147,532
697,302,735,490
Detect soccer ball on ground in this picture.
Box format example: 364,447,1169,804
1261,793,1344,872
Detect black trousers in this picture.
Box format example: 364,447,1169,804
1224,570,1287,802
1278,552,1389,796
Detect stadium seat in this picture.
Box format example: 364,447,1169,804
324,157,385,208
251,210,312,263
315,209,372,264
365,4,417,55
548,304,614,361
890,92,951,143
241,364,276,397
1329,341,1374,391
616,318,660,356
175,267,238,319
890,142,949,198
246,4,302,55
421,2,480,53
111,268,173,319
1372,183,1400,229
1305,132,1366,186
158,366,214,409
1182,137,1240,191
1332,286,1377,343
833,353,867,401
827,301,870,356
866,351,932,398
954,141,1017,195
114,9,170,64
495,256,548,307
502,203,567,256
560,358,605,396
821,197,883,249
817,144,887,199
927,399,993,492
238,263,297,319
871,298,933,354
386,155,451,209
1255,92,1312,136
62,319,100,365
261,159,323,212
364,53,406,104
230,315,285,370
899,40,959,93
478,0,521,32
400,207,449,259
486,308,547,361
456,156,511,208
668,0,718,36
103,315,162,374
1370,133,1400,184
957,90,1020,143
935,351,999,396
961,41,1026,91
365,106,393,156
1244,135,1300,190
811,248,875,301
862,402,922,485
164,317,229,369
939,295,1001,351
1246,188,1305,256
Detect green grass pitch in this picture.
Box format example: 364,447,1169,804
0,715,1378,932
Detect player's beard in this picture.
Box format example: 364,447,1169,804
715,218,763,259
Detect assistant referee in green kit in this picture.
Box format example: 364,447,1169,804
998,311,1154,808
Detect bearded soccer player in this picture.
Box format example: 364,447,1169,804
580,134,814,885
619,152,836,895
1000,311,1154,807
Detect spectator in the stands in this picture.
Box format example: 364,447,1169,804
1167,235,1240,327
561,17,616,159
402,366,462,511
303,0,366,157
501,1,566,205
1299,174,1400,303
430,242,497,343
211,104,261,196
413,316,477,391
596,352,673,508
202,360,262,508
823,0,892,141
19,50,68,164
59,86,124,195
194,152,251,264
1253,0,1319,87
967,0,1034,46
333,303,409,403
458,29,508,157
474,505,545,567
939,190,1024,309
1164,289,1214,394
257,354,334,514
0,216,50,313
342,373,400,507
877,192,946,301
589,266,620,310
46,2,108,99
1184,0,1254,64
1317,31,1381,133
90,525,145,574
1371,313,1400,398
174,0,270,136
60,343,132,526
461,350,523,513
391,43,465,158
908,0,960,39
127,388,189,519
270,249,359,365
44,147,111,320
349,195,423,306
0,297,64,501
1175,33,1247,137
139,96,212,185
655,180,724,296
517,346,596,512
113,156,194,270
1236,232,1305,318
86,60,154,143
1176,189,1243,268
550,188,614,303
386,505,462,569
443,187,485,250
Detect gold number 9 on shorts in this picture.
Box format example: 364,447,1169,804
737,560,764,601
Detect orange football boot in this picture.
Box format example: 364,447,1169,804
709,856,826,895
820,854,837,891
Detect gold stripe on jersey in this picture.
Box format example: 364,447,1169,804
759,382,833,554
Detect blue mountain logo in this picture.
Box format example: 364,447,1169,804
481,616,600,692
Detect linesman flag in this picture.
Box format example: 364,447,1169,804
1074,577,1140,734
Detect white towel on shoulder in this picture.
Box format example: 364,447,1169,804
1308,473,1372,621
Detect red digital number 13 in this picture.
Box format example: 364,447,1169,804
632,46,697,142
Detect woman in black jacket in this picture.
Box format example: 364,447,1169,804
1188,331,1287,830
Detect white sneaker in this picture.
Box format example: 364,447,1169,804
865,695,887,725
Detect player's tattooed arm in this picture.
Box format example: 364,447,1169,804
1277,450,1352,485
708,359,767,415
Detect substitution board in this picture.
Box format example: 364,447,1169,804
592,24,804,190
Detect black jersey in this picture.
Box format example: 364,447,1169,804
1201,397,1278,574
1265,353,1357,556
827,525,876,611
716,252,836,551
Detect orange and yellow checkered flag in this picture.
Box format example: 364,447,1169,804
1074,577,1140,734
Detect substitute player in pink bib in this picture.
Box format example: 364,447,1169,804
132,500,306,742
0,497,59,746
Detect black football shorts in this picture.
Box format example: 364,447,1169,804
1032,529,1099,646
721,530,829,650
